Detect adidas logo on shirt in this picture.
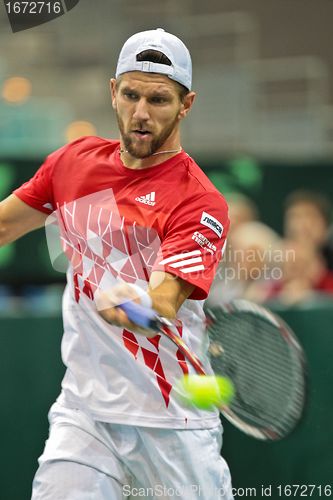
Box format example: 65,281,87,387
135,192,156,206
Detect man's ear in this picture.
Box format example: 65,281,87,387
178,91,196,120
110,78,117,109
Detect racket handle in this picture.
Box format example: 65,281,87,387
119,301,158,329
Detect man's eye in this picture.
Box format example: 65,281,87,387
124,92,138,100
151,96,167,104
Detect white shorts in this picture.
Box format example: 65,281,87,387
31,402,233,500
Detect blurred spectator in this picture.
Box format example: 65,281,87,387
207,192,259,305
268,239,333,306
207,221,281,305
226,192,259,235
284,190,333,267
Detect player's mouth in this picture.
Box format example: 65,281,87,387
132,130,152,141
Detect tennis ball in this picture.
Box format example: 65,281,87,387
177,375,234,410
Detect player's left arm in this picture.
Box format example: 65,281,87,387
148,270,195,318
96,271,194,335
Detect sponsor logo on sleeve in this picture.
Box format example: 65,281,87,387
200,212,224,238
192,231,217,254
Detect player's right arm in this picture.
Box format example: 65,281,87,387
0,194,48,247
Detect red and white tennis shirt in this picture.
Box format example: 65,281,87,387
14,136,229,429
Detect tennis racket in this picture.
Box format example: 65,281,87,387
119,299,306,441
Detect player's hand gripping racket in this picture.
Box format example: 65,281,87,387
119,299,306,441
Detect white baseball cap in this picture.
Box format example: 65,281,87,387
116,28,192,90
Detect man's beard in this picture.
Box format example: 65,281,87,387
116,113,179,159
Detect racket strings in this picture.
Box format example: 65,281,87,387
207,309,305,438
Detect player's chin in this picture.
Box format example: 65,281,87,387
128,145,154,159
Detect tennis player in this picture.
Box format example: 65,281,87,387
0,29,233,499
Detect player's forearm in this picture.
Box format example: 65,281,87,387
148,271,195,320
96,272,194,336
0,195,47,247
0,221,16,247
148,292,177,320
0,219,37,247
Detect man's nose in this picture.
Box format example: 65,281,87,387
132,98,150,122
